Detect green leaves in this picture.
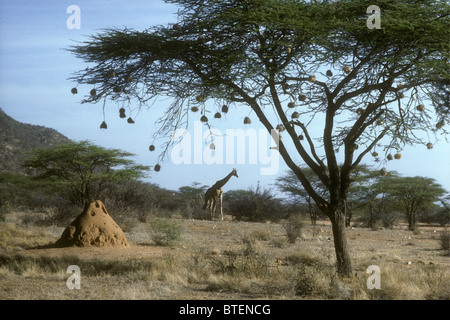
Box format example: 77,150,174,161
22,141,150,205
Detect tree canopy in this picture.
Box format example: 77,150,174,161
22,140,150,205
69,0,449,276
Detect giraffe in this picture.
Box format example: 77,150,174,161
202,168,238,220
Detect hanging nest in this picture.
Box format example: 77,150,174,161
343,66,351,74
149,145,155,152
214,112,222,119
372,151,378,157
394,153,401,160
100,121,107,129
221,105,229,113
276,124,285,132
71,87,78,94
119,108,126,118
154,164,161,172
200,115,208,123
309,75,316,83
106,70,116,78
356,108,365,115
291,111,300,119
90,89,97,97
380,168,387,176
191,106,199,112
426,142,433,149
436,120,445,129
326,70,333,77
416,104,425,112
387,154,393,160
127,117,135,124
243,117,251,124
288,102,295,108
196,94,205,102
298,94,307,101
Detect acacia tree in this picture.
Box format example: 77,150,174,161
382,176,447,231
69,0,449,276
23,141,149,206
346,166,398,228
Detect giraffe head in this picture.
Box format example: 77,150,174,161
232,168,239,178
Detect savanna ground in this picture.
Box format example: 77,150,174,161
0,210,448,300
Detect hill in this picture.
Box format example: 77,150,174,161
0,108,70,174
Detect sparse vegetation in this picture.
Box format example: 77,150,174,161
282,215,304,244
150,218,182,246
440,229,450,255
1,211,449,300
224,185,289,221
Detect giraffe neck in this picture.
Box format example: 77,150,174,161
214,172,234,189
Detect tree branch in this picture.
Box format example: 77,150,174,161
351,127,389,171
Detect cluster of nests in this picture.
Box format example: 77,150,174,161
71,65,446,173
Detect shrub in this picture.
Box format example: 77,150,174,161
440,229,450,255
381,212,400,229
282,215,304,243
150,218,182,246
250,228,271,241
225,185,287,222
420,207,449,227
291,252,332,297
205,237,273,279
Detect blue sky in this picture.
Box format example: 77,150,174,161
1,0,449,195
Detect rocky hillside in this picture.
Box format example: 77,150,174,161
0,109,70,174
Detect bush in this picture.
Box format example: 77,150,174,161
282,215,304,243
420,207,449,227
381,212,400,229
440,229,450,255
150,218,182,246
225,185,287,222
205,236,272,279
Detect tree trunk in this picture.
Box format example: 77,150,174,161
407,211,417,231
368,204,376,229
331,209,352,277
308,200,317,226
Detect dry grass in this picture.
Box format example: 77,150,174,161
0,211,448,300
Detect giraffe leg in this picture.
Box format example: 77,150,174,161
212,199,217,221
205,200,212,220
208,201,213,220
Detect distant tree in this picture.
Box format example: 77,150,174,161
177,183,208,218
346,167,402,228
178,183,207,202
22,140,150,206
435,195,450,226
276,167,328,225
225,185,285,221
102,180,163,221
383,176,447,231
